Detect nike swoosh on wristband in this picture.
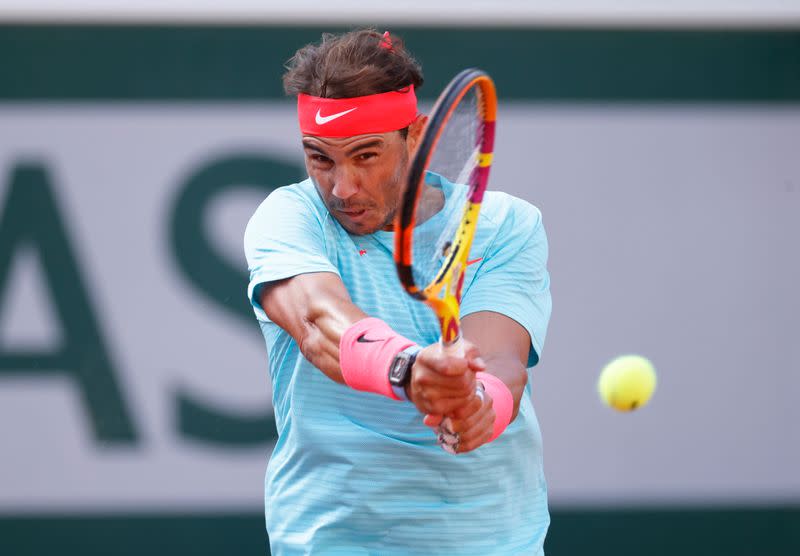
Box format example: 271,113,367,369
356,333,385,343
315,107,358,125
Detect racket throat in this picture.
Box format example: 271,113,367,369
440,316,462,349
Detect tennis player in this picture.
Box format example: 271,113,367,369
245,29,552,555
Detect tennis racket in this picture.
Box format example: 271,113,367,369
394,68,497,453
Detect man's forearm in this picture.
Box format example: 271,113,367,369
461,311,531,422
479,353,527,421
259,272,367,383
300,294,368,381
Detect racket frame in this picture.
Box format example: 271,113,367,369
394,68,497,347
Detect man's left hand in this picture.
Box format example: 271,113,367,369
424,388,496,454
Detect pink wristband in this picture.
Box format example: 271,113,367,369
477,372,514,441
339,317,416,400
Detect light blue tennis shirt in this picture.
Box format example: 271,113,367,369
244,173,552,555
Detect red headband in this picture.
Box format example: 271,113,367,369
297,85,418,137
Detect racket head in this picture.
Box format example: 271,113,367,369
394,68,497,345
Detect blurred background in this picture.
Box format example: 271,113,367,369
1,1,799,555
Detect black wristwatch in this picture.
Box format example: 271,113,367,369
388,345,422,401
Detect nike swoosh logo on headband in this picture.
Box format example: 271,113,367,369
315,107,358,125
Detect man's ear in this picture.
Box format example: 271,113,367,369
406,114,428,155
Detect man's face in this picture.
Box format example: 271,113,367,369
302,119,424,235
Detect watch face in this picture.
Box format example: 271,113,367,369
389,354,410,385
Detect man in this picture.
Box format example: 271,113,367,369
245,29,552,555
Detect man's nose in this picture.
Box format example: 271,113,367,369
331,166,360,199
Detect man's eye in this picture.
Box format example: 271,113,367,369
357,152,377,161
311,154,332,164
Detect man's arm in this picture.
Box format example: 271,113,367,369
461,310,529,421
259,271,366,384
436,310,530,453
258,271,480,415
438,201,550,453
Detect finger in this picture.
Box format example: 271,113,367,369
456,410,496,453
459,341,486,370
418,350,473,377
414,365,475,389
468,356,486,372
447,394,484,423
411,394,460,422
448,394,491,433
461,341,481,363
438,355,473,376
424,413,443,427
410,379,476,413
412,368,476,398
424,395,478,417
457,425,493,454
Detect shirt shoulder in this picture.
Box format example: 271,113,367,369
477,190,543,248
243,178,342,322
246,179,325,229
461,189,550,366
243,178,335,257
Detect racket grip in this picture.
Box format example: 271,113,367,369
440,334,464,356
434,334,465,425
435,335,473,453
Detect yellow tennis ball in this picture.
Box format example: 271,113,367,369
598,355,657,411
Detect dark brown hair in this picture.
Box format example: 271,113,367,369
283,29,424,99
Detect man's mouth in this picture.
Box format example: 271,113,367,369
337,207,369,220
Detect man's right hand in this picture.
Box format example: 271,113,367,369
406,340,486,417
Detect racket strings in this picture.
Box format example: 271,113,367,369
412,86,483,294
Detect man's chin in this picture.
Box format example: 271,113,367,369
335,214,381,235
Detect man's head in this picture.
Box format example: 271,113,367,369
284,29,425,235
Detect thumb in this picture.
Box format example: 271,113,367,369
461,342,485,371
468,356,486,372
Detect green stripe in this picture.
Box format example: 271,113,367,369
2,25,799,101
2,507,799,555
